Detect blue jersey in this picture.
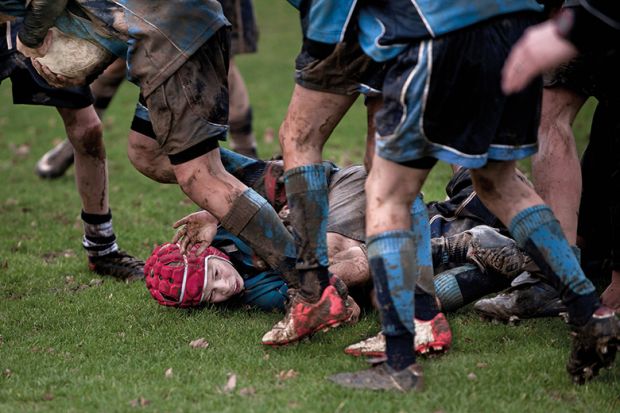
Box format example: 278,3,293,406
358,0,543,61
289,0,358,44
212,229,288,312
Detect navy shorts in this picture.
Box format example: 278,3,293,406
375,12,542,169
0,21,93,109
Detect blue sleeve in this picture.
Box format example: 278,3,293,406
242,271,288,312
305,0,358,44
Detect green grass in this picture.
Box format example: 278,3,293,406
0,1,618,412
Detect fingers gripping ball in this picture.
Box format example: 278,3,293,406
145,243,230,308
35,28,114,82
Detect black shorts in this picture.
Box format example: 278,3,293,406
0,21,93,109
375,12,542,169
543,50,620,103
220,0,258,55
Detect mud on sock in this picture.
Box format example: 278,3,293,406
368,230,417,369
284,164,330,301
221,188,300,288
81,210,118,258
509,205,599,325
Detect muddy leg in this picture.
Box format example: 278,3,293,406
279,85,357,301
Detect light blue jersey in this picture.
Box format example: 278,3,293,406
358,0,543,61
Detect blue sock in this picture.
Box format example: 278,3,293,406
368,230,417,370
434,264,512,312
221,188,299,288
220,147,261,176
284,164,330,300
410,195,439,320
509,205,599,325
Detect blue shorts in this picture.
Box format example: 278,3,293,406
0,21,93,109
375,13,542,169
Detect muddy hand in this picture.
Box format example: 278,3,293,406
31,57,85,88
172,210,219,254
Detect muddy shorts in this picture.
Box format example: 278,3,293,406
145,27,230,165
375,12,542,169
327,165,368,242
295,34,387,97
0,21,93,109
220,0,258,55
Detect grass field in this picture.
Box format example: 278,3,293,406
0,2,618,412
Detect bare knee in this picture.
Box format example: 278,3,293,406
127,131,176,183
60,108,104,158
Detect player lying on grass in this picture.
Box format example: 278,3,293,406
144,149,540,356
16,1,323,320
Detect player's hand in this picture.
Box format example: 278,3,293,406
31,57,85,88
502,20,577,95
172,210,219,255
16,29,52,58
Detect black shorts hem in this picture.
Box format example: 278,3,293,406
168,137,221,165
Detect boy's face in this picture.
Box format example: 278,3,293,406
203,256,244,303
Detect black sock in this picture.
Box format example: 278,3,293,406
81,210,118,258
385,333,416,371
414,289,440,321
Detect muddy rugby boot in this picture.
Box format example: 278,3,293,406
328,362,424,392
35,139,74,179
88,250,145,282
567,306,620,384
474,281,567,323
433,225,533,278
344,313,452,358
262,285,358,346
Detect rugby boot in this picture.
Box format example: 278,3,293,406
88,250,145,283
344,313,452,358
474,280,567,322
328,362,424,392
567,306,620,384
35,139,74,179
433,225,533,278
261,285,358,346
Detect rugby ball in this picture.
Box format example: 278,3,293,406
35,27,113,80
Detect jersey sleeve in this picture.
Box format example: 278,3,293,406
242,271,288,312
19,0,68,47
